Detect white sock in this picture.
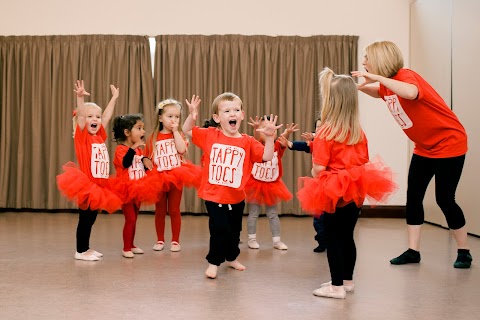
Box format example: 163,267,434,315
248,234,256,240
272,236,281,244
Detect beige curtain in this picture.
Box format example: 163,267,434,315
154,35,358,215
0,35,153,209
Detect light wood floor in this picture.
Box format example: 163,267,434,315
0,212,479,320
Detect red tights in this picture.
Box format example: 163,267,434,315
122,202,140,251
155,185,183,243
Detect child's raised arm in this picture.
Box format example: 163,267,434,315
101,85,120,128
74,80,91,130
256,114,282,161
182,95,201,136
247,116,262,141
281,122,299,140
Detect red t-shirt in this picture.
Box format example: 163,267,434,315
378,68,467,158
312,132,369,171
145,132,184,172
250,140,285,182
114,145,146,181
192,126,265,204
74,124,110,186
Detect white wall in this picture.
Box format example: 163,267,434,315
411,0,479,235
0,0,411,205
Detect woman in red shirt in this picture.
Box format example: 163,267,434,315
352,41,472,269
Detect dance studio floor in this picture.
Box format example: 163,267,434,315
0,211,479,320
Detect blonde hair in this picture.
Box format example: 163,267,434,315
146,98,183,157
212,92,242,115
72,103,102,138
317,67,362,145
365,41,404,78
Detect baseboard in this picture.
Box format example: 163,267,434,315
0,206,407,218
359,205,406,218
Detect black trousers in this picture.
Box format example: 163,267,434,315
205,201,244,266
313,214,326,248
406,154,466,229
323,202,360,286
76,208,98,253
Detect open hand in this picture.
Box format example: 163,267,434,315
110,85,119,99
74,80,90,97
256,114,282,137
185,95,201,120
247,116,262,129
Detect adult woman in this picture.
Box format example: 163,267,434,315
351,41,472,269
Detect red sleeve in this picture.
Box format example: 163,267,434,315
98,125,107,141
114,145,129,171
144,133,156,159
192,126,209,151
312,136,334,166
249,137,265,163
74,124,87,143
275,140,286,158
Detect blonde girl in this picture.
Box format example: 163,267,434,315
297,68,397,299
145,99,199,253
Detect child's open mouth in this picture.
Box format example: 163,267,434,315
91,123,98,129
229,120,237,127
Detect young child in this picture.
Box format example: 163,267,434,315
244,117,298,250
352,40,471,269
297,68,397,299
112,113,159,258
182,93,281,279
145,99,199,253
57,80,121,261
278,118,327,253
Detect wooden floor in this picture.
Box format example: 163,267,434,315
0,212,479,320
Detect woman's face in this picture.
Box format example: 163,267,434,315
362,53,373,73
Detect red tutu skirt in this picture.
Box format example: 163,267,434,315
56,162,122,213
245,178,293,206
297,156,398,215
152,161,202,192
112,171,163,205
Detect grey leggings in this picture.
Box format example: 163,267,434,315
247,204,281,237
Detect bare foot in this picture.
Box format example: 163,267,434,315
205,264,218,279
226,260,246,271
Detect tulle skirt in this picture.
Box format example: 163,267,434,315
152,161,202,192
245,178,293,206
56,162,122,213
112,171,163,205
297,156,398,215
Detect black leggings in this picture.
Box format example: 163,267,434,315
323,202,360,286
406,154,466,229
76,208,98,253
205,201,244,266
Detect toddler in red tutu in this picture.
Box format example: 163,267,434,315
245,117,299,250
112,113,160,258
56,80,122,261
297,68,397,299
145,98,201,253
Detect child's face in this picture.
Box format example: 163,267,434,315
213,100,244,137
159,105,180,132
85,106,102,135
126,120,145,145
